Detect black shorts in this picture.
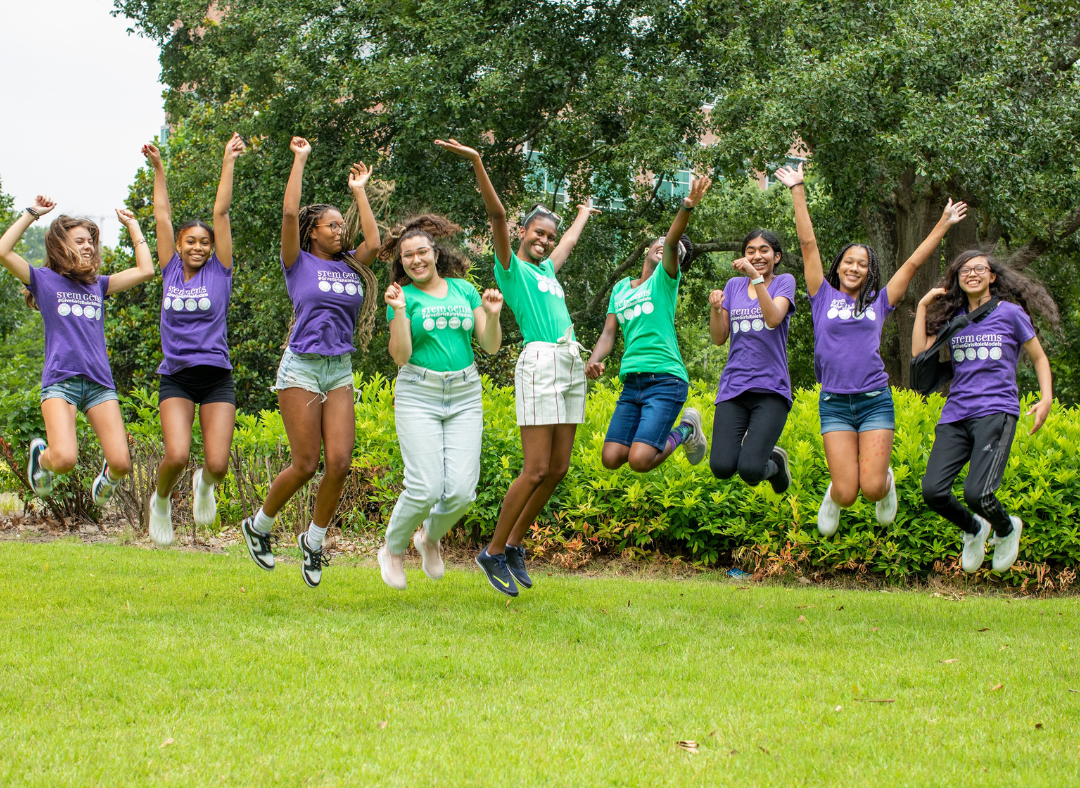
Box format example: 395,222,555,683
159,365,236,406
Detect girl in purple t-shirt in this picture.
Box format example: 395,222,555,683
240,136,380,589
914,252,1054,575
142,133,245,547
0,197,154,505
774,163,968,537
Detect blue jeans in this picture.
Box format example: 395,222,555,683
41,376,118,413
384,363,483,554
605,373,689,450
273,348,353,399
818,387,895,434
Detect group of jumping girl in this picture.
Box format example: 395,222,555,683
0,138,1055,596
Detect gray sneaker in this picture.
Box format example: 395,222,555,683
679,407,708,466
28,438,54,498
990,516,1023,573
961,515,992,573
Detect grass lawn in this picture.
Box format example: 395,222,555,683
1,540,1078,787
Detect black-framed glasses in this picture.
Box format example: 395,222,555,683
318,222,346,234
959,264,991,276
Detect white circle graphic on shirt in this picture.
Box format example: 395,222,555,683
855,311,866,321
623,308,634,321
633,305,642,317
332,282,344,294
537,279,549,293
172,298,185,311
827,307,839,319
198,297,211,311
740,320,752,333
462,318,473,331
867,308,877,321
554,285,564,298
990,347,1002,360
58,303,71,317
965,348,977,361
977,347,989,360
72,304,84,317
162,298,171,311
838,308,851,320
436,317,448,329
423,318,436,331
752,318,764,332
953,349,965,362
84,307,97,320
732,321,740,334
319,280,332,292
642,302,655,315
617,313,625,324
345,283,357,295
449,316,461,329
185,298,197,311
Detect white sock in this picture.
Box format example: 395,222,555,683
195,470,214,498
252,507,275,534
306,522,328,551
152,491,170,515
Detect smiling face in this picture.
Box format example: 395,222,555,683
69,225,96,262
957,255,995,299
309,208,345,256
836,245,870,293
178,225,214,270
400,234,440,284
518,215,558,263
743,237,780,278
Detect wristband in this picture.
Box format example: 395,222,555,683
680,201,694,212
751,276,765,286
25,207,40,218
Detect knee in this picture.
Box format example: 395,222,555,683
922,475,950,507
204,457,230,480
862,478,889,502
737,457,767,486
108,457,133,478
444,483,477,513
293,454,320,480
709,453,737,481
546,459,570,484
48,450,78,475
323,452,352,480
161,448,190,473
519,466,548,487
627,445,658,474
831,484,859,508
963,484,995,517
601,445,627,471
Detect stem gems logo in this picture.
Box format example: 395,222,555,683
56,291,103,321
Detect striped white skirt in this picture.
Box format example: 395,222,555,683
514,333,588,427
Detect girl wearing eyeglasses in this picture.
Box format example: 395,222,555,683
773,163,968,537
240,136,380,589
914,253,1054,574
374,215,504,590
436,137,599,597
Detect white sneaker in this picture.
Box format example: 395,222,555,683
378,545,407,590
961,515,992,573
817,484,841,536
92,460,120,506
191,468,217,527
990,515,1023,573
414,529,445,580
149,492,175,547
679,407,708,466
875,467,898,525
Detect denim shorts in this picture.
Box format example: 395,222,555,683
605,372,690,450
273,348,353,398
819,386,895,434
41,376,118,413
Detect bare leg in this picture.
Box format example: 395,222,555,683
626,441,674,473
822,431,861,507
197,402,237,484
601,442,630,470
157,397,195,496
487,425,554,554
85,400,132,477
311,386,355,527
507,423,578,547
261,389,325,518
39,398,79,474
858,429,894,502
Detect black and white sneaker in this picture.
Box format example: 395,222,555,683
91,459,120,506
241,517,276,570
28,438,54,498
476,548,519,597
297,532,326,588
769,447,792,494
505,544,533,589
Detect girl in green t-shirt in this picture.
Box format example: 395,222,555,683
436,137,600,598
375,214,504,591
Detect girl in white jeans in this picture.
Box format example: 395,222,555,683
377,214,504,590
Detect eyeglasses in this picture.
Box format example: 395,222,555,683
401,247,433,261
522,205,563,228
959,264,991,276
317,222,346,234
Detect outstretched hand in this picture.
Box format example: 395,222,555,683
115,207,138,229
349,162,373,191
684,174,713,207
1027,398,1051,435
709,289,726,312
224,132,246,161
434,138,480,161
586,359,605,380
290,136,312,158
481,288,504,315
384,282,406,310
773,163,804,189
142,143,163,169
942,198,968,226
30,195,57,217
577,199,602,217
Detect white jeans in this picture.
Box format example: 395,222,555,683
384,363,483,554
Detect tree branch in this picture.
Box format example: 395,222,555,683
1003,200,1080,270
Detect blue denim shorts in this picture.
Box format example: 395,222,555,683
605,373,690,450
41,376,118,413
273,348,353,398
819,387,895,434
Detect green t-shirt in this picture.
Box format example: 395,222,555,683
386,278,482,372
493,251,574,344
608,265,687,382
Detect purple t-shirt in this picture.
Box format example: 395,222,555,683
715,274,797,405
940,301,1036,424
282,250,364,356
26,265,114,390
157,252,232,375
808,280,894,394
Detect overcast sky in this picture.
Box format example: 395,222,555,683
0,1,165,244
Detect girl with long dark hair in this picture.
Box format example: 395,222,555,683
585,176,713,473
375,215,504,590
240,136,380,588
774,163,968,536
0,198,154,504
142,133,245,546
435,137,600,597
915,252,1054,573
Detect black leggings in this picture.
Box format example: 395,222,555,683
710,392,790,485
921,413,1017,537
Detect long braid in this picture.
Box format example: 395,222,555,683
825,243,880,315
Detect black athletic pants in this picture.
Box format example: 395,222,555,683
921,413,1017,537
709,392,790,485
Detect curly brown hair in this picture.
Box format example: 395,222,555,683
24,215,102,311
378,214,471,285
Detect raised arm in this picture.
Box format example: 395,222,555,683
731,257,791,329
434,138,512,270
281,136,312,269
662,175,712,278
708,288,730,346
213,132,246,269
774,164,823,297
474,289,504,355
142,143,174,266
1024,335,1053,435
385,282,412,366
0,196,55,284
347,162,380,266
549,200,601,273
912,287,948,356
585,313,620,379
886,199,968,306
106,209,155,294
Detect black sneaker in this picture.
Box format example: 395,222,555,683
769,447,792,494
241,517,276,570
297,532,327,588
475,548,519,597
28,438,54,498
504,544,533,589
92,459,120,505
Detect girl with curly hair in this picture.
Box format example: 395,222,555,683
774,163,968,536
914,252,1055,573
240,136,380,589
374,215,504,590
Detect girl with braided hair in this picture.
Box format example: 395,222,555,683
374,215,504,590
240,136,380,589
586,175,713,474
914,252,1054,574
436,137,600,598
774,163,968,536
